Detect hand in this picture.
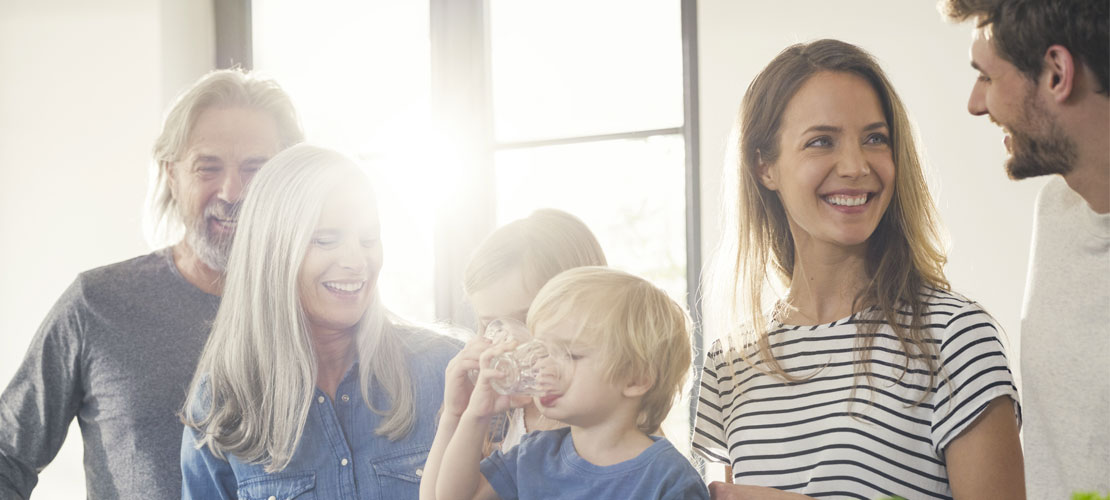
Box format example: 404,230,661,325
442,336,493,418
462,341,529,420
708,482,816,500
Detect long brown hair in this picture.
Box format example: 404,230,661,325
714,39,949,402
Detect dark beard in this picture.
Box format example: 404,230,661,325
1004,93,1077,180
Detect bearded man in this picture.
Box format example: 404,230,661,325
0,69,303,500
943,0,1109,497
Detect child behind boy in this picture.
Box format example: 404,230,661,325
421,266,709,500
464,208,608,452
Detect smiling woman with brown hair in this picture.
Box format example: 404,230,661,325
694,39,1025,500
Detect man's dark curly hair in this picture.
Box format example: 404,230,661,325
941,0,1108,95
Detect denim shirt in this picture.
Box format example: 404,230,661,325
181,327,460,500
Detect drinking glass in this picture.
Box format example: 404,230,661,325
468,317,532,383
488,339,572,396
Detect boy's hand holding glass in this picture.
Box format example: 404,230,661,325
469,317,575,393
460,316,575,420
466,341,573,416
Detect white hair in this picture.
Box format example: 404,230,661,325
182,145,418,472
145,68,303,247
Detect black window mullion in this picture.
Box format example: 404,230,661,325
215,0,253,69
681,0,704,435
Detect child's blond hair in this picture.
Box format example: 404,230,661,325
528,267,692,434
464,209,607,454
463,209,607,299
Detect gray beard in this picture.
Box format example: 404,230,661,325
184,218,232,272
182,199,239,272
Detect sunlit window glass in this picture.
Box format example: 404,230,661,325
489,0,690,447
253,0,436,322
489,0,684,143
494,134,687,309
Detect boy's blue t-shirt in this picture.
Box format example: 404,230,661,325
480,428,709,500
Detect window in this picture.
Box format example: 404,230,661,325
249,0,700,446
489,0,689,304
253,0,437,321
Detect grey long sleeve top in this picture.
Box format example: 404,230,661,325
0,248,218,500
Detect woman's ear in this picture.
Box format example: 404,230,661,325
757,150,779,191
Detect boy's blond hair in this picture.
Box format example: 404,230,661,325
527,267,692,434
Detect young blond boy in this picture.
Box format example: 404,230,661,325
421,266,708,500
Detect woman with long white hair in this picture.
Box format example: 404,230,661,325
180,144,459,499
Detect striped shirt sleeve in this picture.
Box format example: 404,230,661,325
692,341,730,464
930,301,1021,455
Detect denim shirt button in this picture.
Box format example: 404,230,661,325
341,458,349,466
416,468,424,477
267,497,276,500
317,396,325,403
341,394,350,402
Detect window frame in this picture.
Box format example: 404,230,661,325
224,0,704,426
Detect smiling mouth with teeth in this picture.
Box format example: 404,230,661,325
824,193,872,207
324,281,364,293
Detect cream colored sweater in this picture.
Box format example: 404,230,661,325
1021,177,1110,499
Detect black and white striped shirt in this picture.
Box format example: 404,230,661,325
693,289,1020,500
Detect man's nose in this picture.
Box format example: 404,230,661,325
218,171,245,203
968,82,988,116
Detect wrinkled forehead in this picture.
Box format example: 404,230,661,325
181,107,283,161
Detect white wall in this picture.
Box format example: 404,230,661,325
696,1,1045,364
0,1,212,497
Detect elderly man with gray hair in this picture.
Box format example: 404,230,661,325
0,69,303,500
